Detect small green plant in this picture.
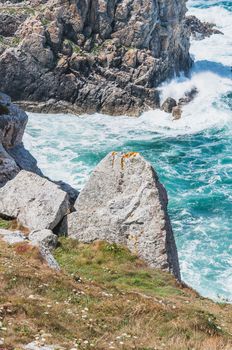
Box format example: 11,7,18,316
40,17,51,27
10,37,21,47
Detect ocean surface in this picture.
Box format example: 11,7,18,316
24,0,232,301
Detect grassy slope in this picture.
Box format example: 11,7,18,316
0,218,232,350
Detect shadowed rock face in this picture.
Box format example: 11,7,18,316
0,92,42,186
0,0,191,116
61,152,181,280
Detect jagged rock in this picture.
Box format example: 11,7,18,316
61,152,180,279
0,92,27,148
29,229,58,249
0,143,19,186
0,170,69,230
0,92,42,187
0,228,25,244
0,0,191,116
161,97,177,113
172,106,182,120
185,15,223,40
178,87,198,106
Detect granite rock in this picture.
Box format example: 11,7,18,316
0,170,70,230
62,152,180,279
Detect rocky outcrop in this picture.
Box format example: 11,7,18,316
0,170,70,230
185,15,223,40
161,87,199,120
0,0,191,116
161,97,177,113
0,92,41,186
60,152,180,279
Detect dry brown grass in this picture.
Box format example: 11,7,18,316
0,238,232,350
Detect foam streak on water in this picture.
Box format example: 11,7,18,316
24,0,232,301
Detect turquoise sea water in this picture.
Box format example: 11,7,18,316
25,0,232,301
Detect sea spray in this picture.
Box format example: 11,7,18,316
24,0,232,301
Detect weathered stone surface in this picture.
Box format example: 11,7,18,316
0,92,27,148
0,0,191,116
161,97,177,113
0,228,25,244
0,170,69,230
39,244,61,271
185,15,223,40
29,229,58,249
0,92,43,187
62,152,180,279
0,143,19,187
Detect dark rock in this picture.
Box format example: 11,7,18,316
178,87,198,106
161,98,177,113
172,106,182,120
0,0,192,116
185,15,223,40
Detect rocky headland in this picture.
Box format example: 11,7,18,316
0,0,192,116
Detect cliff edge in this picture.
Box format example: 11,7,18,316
0,0,191,116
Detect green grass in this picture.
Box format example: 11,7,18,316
0,217,11,228
55,239,187,298
1,238,232,349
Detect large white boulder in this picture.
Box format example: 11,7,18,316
0,170,69,231
61,152,180,279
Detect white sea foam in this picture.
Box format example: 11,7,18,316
24,2,232,302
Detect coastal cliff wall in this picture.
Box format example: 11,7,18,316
0,0,191,115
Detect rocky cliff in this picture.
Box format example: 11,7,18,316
0,0,191,116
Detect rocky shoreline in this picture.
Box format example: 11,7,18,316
0,0,191,116
0,93,180,279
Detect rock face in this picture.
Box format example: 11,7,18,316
0,0,191,116
61,152,180,279
0,92,42,187
0,170,70,231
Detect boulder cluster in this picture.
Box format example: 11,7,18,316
0,95,180,279
161,87,199,120
0,0,191,116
